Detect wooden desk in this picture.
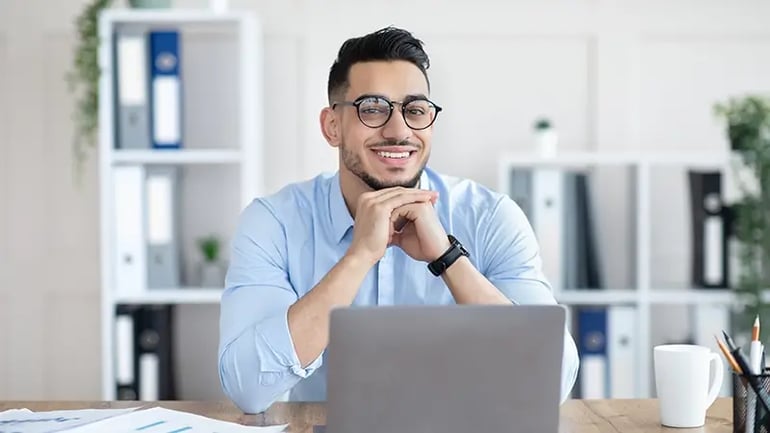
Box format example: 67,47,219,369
0,399,734,432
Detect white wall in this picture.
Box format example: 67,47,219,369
2,0,770,399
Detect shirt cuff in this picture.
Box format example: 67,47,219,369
255,309,323,379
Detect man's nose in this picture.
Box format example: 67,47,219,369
380,107,412,141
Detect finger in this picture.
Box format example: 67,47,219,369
367,187,434,205
378,190,437,213
390,202,428,227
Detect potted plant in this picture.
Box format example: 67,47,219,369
67,0,172,182
197,234,225,288
714,95,770,330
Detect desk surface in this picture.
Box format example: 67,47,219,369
0,398,734,432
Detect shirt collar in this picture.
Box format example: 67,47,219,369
329,173,354,244
328,170,432,244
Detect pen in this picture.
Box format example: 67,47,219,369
723,330,770,415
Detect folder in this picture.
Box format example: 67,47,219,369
692,304,732,396
115,305,138,400
578,307,608,399
149,30,183,149
608,305,636,398
114,26,150,149
136,306,177,401
688,171,728,288
145,166,181,289
113,165,147,295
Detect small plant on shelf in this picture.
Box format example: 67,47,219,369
198,235,221,263
197,235,225,288
714,95,770,329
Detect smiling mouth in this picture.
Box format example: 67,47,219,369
374,150,414,159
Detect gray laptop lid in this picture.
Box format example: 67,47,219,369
326,304,565,433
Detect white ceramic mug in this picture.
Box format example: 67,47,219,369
654,344,724,428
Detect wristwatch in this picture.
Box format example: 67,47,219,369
428,235,470,276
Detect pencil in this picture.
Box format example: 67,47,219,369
754,315,761,342
715,335,743,374
723,330,738,351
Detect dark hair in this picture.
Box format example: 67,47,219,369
327,26,430,103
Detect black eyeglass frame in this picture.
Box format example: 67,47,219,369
331,95,443,130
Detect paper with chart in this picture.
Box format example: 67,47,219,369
0,407,137,433
67,407,288,433
0,407,286,433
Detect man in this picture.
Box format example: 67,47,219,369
219,26,579,414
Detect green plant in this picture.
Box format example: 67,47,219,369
198,235,221,263
714,95,770,329
67,0,113,183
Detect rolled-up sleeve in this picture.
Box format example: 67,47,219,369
478,196,579,403
218,200,322,414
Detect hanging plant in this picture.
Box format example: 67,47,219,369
67,0,113,183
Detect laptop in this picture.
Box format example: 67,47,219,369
324,304,566,433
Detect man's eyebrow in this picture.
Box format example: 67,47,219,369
354,93,388,101
403,94,429,102
353,93,430,102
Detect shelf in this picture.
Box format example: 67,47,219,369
556,290,638,305
498,151,730,168
102,9,249,25
111,149,242,165
649,289,733,305
556,289,739,305
114,288,223,304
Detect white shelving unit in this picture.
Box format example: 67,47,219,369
498,150,733,398
97,9,262,400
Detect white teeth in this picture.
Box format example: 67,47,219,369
376,151,410,159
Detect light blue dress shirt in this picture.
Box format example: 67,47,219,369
219,167,579,414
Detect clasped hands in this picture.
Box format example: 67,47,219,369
347,187,451,265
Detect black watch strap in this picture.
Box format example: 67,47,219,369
428,235,470,276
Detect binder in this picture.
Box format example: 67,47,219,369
688,171,728,288
115,305,138,400
532,169,565,292
578,307,608,399
608,305,636,398
114,26,150,149
113,165,147,295
691,304,732,396
136,306,177,401
145,166,181,289
149,30,183,149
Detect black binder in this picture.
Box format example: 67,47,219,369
688,171,728,288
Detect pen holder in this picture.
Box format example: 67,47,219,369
733,372,770,433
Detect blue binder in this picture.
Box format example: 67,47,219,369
578,307,609,398
149,30,183,149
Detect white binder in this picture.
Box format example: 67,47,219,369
608,305,637,398
145,166,180,289
692,304,732,396
115,27,150,149
532,169,564,292
113,165,147,295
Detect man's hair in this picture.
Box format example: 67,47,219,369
327,27,430,103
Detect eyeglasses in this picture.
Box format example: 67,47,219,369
332,95,443,130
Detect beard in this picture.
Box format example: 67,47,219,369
341,138,426,191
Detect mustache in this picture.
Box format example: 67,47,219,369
368,139,421,150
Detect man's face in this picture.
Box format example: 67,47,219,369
334,61,435,190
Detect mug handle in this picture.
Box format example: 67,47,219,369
705,352,725,408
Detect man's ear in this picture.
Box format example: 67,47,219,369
320,107,342,148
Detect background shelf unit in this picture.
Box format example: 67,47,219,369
98,9,262,400
498,150,733,398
